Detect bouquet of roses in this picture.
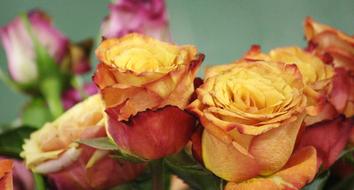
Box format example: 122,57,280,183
0,1,353,190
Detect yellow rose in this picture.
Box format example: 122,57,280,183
94,33,202,120
244,46,351,125
188,60,317,189
22,95,104,170
304,17,354,117
21,95,144,189
93,33,202,160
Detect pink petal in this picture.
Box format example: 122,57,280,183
296,116,354,169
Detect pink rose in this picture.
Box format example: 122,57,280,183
0,10,69,84
101,0,171,41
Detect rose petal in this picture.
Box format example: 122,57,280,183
103,85,163,121
329,68,350,112
0,159,13,190
250,113,305,175
202,130,260,182
304,17,354,72
107,106,196,160
191,125,203,165
100,0,171,41
225,146,317,190
296,116,353,169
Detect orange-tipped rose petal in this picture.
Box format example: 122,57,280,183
250,114,305,175
304,17,354,72
226,146,317,190
103,85,163,121
94,34,203,122
0,160,13,190
107,106,196,160
296,116,353,169
202,130,260,182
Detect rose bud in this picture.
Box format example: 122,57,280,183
304,17,354,117
0,9,68,85
188,59,319,189
93,33,203,160
21,95,145,190
100,0,170,41
0,159,13,190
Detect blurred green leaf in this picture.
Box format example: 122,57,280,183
0,126,35,157
164,150,222,190
339,147,354,159
110,165,171,190
331,173,354,190
302,170,330,190
22,98,52,128
339,147,354,165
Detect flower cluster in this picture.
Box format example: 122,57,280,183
0,1,353,190
187,18,353,189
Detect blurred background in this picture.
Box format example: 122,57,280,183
0,0,353,123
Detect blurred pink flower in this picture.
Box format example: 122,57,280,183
101,0,171,41
0,10,69,84
61,83,98,110
0,157,34,190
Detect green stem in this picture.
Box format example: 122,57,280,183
40,77,63,119
33,173,45,190
151,159,164,190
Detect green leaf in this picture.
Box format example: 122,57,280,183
302,170,330,190
78,137,147,163
22,98,52,128
164,150,223,190
339,147,354,165
78,137,118,150
331,173,354,190
110,149,148,163
339,147,354,159
0,126,35,157
109,166,171,190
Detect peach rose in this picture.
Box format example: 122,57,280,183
244,46,352,125
304,17,354,117
21,95,144,190
188,59,317,189
93,33,203,160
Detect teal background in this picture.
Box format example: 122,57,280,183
0,0,353,124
